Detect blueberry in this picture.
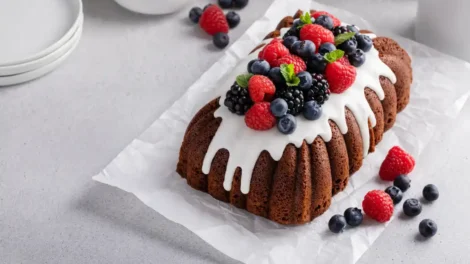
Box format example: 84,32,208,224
233,0,249,8
247,60,256,73
249,59,270,75
291,40,316,59
423,184,439,202
356,34,373,52
348,49,366,67
314,15,334,30
189,7,203,24
218,0,232,8
277,114,297,134
203,4,213,11
268,67,284,84
307,53,327,74
403,198,422,217
344,207,363,227
338,37,357,55
303,100,322,120
293,19,302,29
328,214,347,233
419,219,438,238
394,175,411,192
226,11,240,28
318,43,336,55
270,98,288,117
283,36,299,50
385,186,403,204
213,33,230,49
347,25,359,35
297,71,313,90
284,26,299,38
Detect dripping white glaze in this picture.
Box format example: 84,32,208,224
202,26,396,194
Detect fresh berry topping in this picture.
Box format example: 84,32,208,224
347,25,359,35
224,82,253,115
293,18,302,28
394,175,411,192
379,146,416,181
314,15,334,30
297,71,313,90
319,42,336,55
344,207,363,227
199,5,229,36
356,34,373,52
325,52,356,94
312,11,341,27
189,7,203,24
203,4,213,11
291,40,316,59
270,98,288,117
282,36,299,50
275,55,306,74
276,87,305,116
348,49,366,67
268,67,284,85
419,219,438,238
305,73,330,105
307,53,328,74
300,24,335,49
244,102,276,130
233,0,249,8
337,36,358,55
423,184,439,202
328,215,347,233
385,186,403,204
213,32,230,49
248,75,276,102
259,40,290,67
277,114,297,134
303,100,322,120
226,11,240,28
362,190,394,223
283,26,299,38
218,0,232,8
247,60,256,73
332,26,351,36
403,198,422,217
249,59,270,75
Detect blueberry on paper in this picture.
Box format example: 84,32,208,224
419,219,438,238
423,184,439,201
218,0,232,8
226,11,241,28
344,207,363,227
213,32,230,49
189,7,203,24
403,198,422,217
385,186,403,204
328,214,347,233
394,175,411,192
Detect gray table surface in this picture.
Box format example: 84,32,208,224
2,0,469,263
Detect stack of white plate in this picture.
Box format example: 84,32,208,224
0,0,83,86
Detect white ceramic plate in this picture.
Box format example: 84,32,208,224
0,24,82,87
0,13,83,76
0,0,83,66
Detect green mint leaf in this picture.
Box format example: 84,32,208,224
334,32,356,46
280,64,295,83
286,76,301,87
324,49,345,63
236,73,253,88
300,11,312,25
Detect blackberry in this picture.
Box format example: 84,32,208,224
333,25,351,36
304,73,330,105
276,87,304,116
224,82,253,115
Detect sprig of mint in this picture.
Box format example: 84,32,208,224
236,73,253,88
280,64,300,87
298,11,312,28
334,32,356,46
324,49,345,63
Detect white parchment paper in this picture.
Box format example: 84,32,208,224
93,0,470,263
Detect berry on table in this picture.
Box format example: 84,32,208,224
403,198,422,217
275,54,306,74
300,24,335,49
199,5,229,35
270,98,288,117
189,7,203,24
394,174,411,192
275,87,305,116
333,26,351,36
226,11,240,28
268,67,284,85
385,186,403,204
419,219,438,238
344,207,363,227
314,15,334,30
325,53,357,94
356,34,373,52
303,100,322,120
249,59,270,75
379,146,416,181
348,49,366,67
305,73,330,105
297,71,313,90
337,36,358,55
328,214,347,233
282,36,299,50
362,190,394,223
244,102,276,130
233,0,249,8
259,39,290,67
319,42,336,55
312,11,341,27
224,82,253,115
291,40,316,60
218,0,232,8
423,184,439,202
213,32,230,49
307,53,328,74
248,75,276,102
277,114,297,134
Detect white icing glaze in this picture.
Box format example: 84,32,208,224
201,26,396,194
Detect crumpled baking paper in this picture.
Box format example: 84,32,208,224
93,0,470,263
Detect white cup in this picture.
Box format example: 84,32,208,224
415,0,470,62
114,0,194,15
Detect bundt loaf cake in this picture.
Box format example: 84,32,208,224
176,9,412,225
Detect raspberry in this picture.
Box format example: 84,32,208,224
379,146,416,181
199,5,229,36
248,75,276,102
362,190,394,223
244,102,276,131
312,11,341,27
299,24,334,48
274,55,306,74
258,39,290,67
325,59,356,94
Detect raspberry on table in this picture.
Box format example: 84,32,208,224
362,190,394,223
199,5,229,36
300,24,335,49
274,54,306,74
379,146,416,181
258,40,290,67
244,102,276,131
248,75,276,102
